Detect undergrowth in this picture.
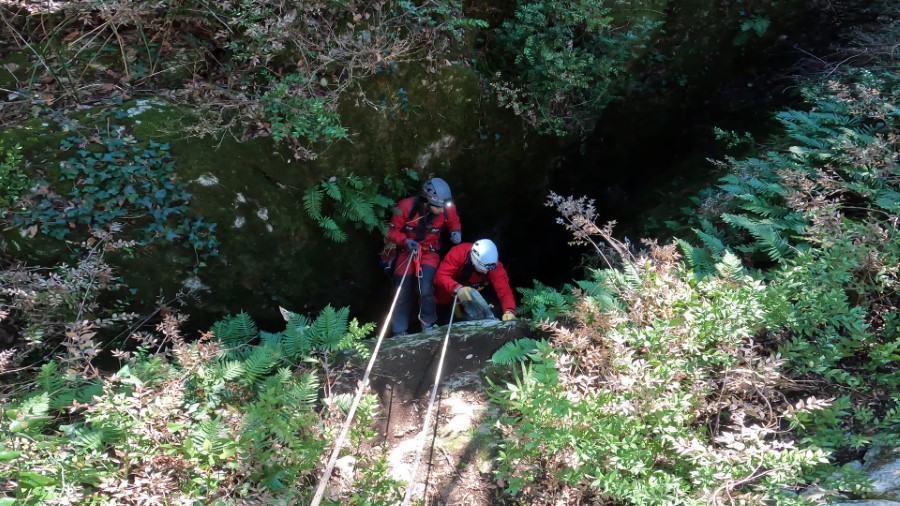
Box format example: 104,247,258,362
0,299,400,504
490,54,899,505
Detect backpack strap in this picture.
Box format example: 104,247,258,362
454,257,482,289
407,197,436,242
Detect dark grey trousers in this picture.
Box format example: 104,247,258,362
392,264,437,334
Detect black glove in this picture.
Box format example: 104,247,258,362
406,239,419,252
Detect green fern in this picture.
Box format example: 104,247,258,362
7,392,51,434
492,338,542,365
189,417,231,457
216,360,246,382
330,393,354,414
722,213,792,262
282,314,313,360
323,180,342,200
518,280,576,322
66,426,116,450
303,186,325,221
259,468,291,491
318,216,348,242
715,251,745,280
285,371,319,408
212,312,259,358
737,194,787,219
301,172,412,242
677,238,717,280
308,305,351,351
693,226,727,256
241,346,282,385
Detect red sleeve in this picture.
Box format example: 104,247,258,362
489,262,516,314
445,204,461,233
387,198,412,247
435,244,469,296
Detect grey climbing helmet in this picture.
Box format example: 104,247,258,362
421,177,453,207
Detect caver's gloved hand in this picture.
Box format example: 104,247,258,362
502,312,516,321
455,286,475,302
406,239,419,252
450,231,462,244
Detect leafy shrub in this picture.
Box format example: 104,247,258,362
303,172,417,242
0,143,28,210
12,134,218,258
490,243,829,504
492,0,658,135
492,65,900,503
398,0,488,40
516,280,576,322
0,228,139,374
261,74,349,160
0,306,384,504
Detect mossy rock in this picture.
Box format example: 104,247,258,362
2,61,559,330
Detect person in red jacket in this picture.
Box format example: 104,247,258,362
435,239,516,322
386,177,462,335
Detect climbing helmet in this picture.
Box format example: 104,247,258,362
470,239,498,272
422,177,453,207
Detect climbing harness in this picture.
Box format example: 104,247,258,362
400,290,460,506
309,252,418,506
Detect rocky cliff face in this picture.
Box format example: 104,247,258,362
0,0,835,330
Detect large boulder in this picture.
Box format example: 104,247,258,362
337,319,541,503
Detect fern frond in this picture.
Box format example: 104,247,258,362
737,194,787,219
330,393,353,414
303,187,325,221
722,213,792,261
261,367,293,393
345,174,365,190
70,426,112,450
341,191,373,223
323,180,342,201
259,331,283,350
190,418,229,454
754,226,792,262
286,371,320,408
492,338,541,365
318,217,347,242
216,360,245,382
309,305,350,350
212,312,259,356
242,346,282,385
282,314,312,360
35,362,64,395
715,251,745,280
622,261,643,290
692,227,726,255
677,238,716,280
260,468,290,491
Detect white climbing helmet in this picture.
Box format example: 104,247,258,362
470,239,498,272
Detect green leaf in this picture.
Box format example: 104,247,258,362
18,471,58,487
0,450,21,461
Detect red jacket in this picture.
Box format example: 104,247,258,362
387,196,461,274
435,243,516,314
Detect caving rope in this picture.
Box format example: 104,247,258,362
309,251,418,506
400,290,460,506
